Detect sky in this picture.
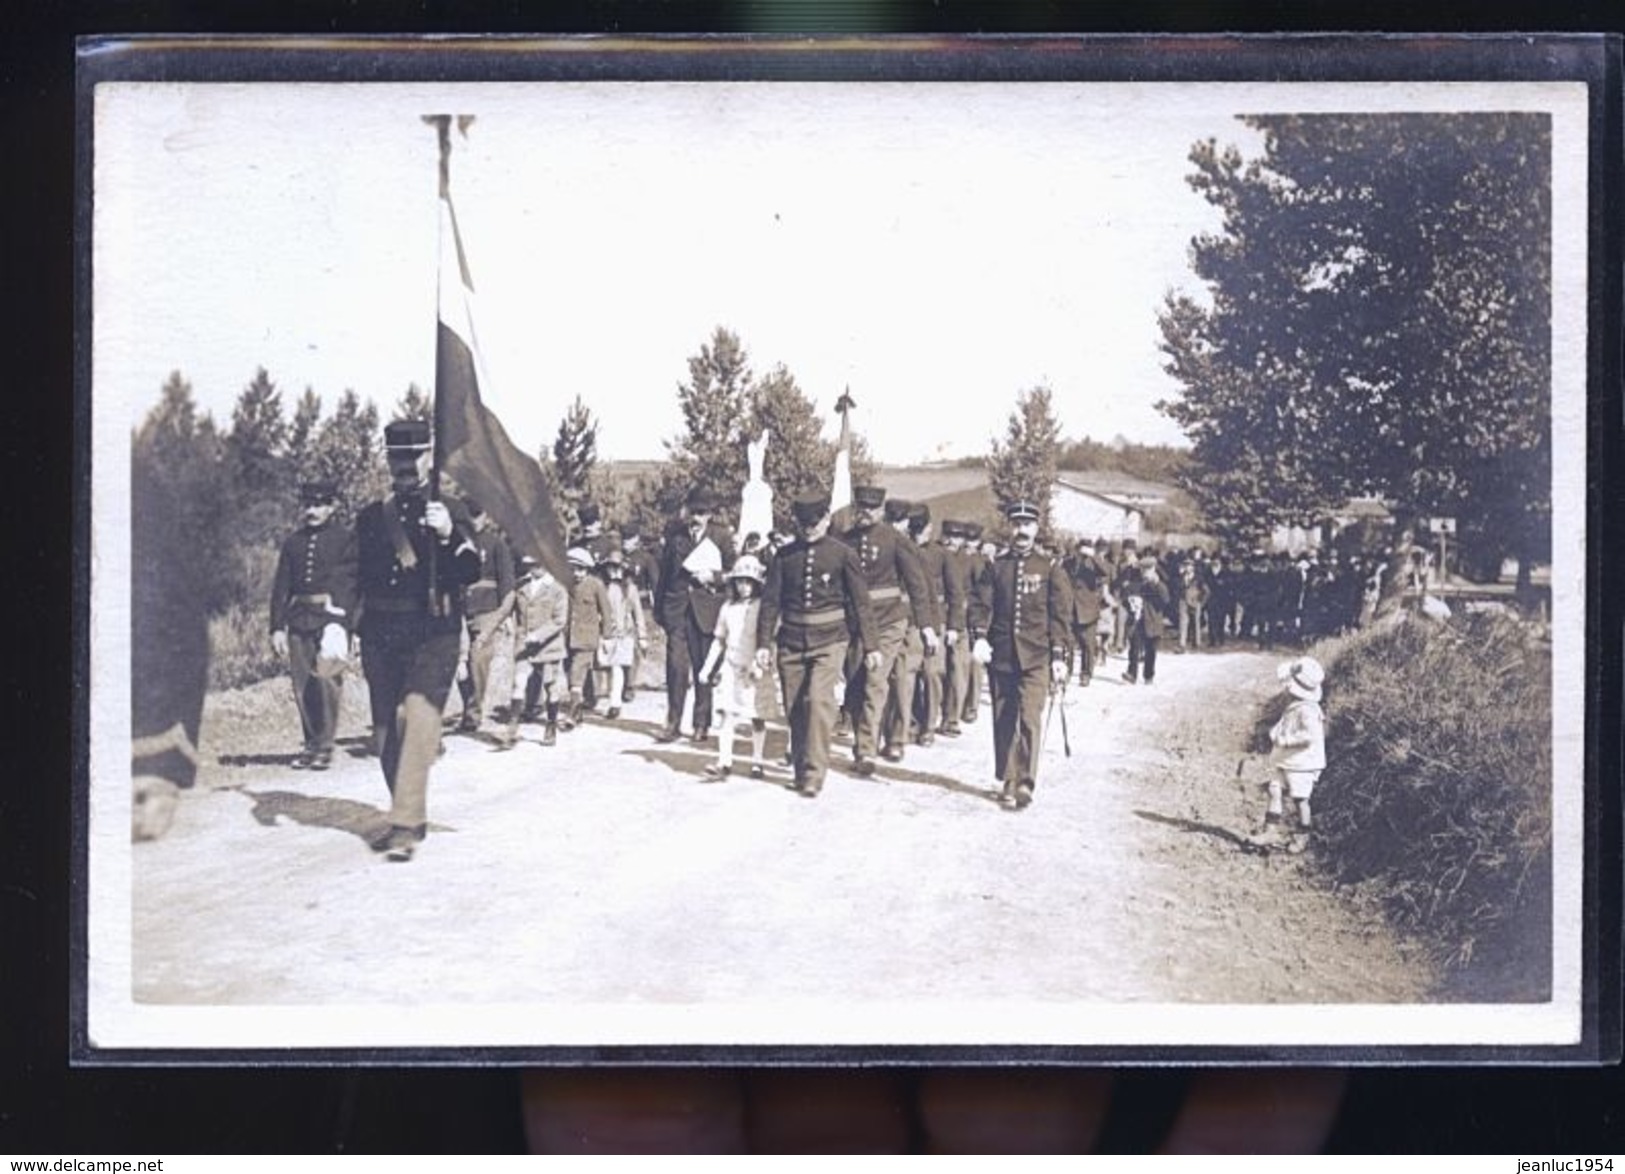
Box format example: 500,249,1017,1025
92,79,1570,466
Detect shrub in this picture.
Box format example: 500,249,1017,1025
208,603,282,691
1299,611,1552,999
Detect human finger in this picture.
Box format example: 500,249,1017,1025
1159,1068,1347,1154
916,1068,1114,1153
522,1069,747,1153
743,1069,914,1153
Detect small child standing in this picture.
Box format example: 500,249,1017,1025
564,546,609,727
697,555,772,780
502,556,569,748
1262,655,1327,853
594,549,646,721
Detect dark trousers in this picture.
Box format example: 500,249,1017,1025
989,662,1049,786
360,619,460,829
778,640,848,793
943,639,969,729
914,642,945,736
1071,621,1098,683
1127,632,1159,682
288,627,342,752
662,613,716,734
882,625,923,752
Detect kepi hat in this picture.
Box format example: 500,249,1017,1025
852,485,887,510
383,419,431,453
299,479,338,505
883,498,912,523
790,490,831,526
1004,499,1041,523
566,546,595,569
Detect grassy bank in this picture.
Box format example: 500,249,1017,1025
1269,612,1553,1000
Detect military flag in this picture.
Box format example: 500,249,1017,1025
430,118,570,585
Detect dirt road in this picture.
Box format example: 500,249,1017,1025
133,647,1432,1011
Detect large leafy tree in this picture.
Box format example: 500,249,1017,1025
1158,113,1550,576
987,385,1062,534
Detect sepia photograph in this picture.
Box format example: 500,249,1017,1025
81,37,1598,1059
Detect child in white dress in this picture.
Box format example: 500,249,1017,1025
698,555,772,780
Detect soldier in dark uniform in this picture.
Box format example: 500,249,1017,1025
937,519,975,737
455,498,516,733
905,503,953,747
841,485,931,776
269,479,359,771
968,500,1072,811
755,491,880,797
654,487,736,744
353,419,482,861
880,497,938,761
959,521,991,725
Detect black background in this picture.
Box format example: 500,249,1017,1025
6,0,1622,1154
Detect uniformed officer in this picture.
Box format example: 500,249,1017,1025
755,490,879,797
353,419,482,861
455,498,516,733
937,520,975,737
968,500,1072,811
879,497,938,761
269,479,359,771
842,485,931,776
959,520,990,725
904,502,952,749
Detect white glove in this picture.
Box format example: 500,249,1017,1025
269,629,289,659
920,626,939,654
1050,659,1067,684
754,648,773,673
423,500,453,538
972,638,992,665
945,628,960,648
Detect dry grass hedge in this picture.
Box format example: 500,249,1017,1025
1277,611,1553,1000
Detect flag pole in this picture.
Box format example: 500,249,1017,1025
423,114,455,614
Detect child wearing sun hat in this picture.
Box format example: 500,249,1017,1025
1261,655,1327,852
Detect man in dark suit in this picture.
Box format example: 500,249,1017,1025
654,486,736,744
906,503,954,747
756,491,880,798
1065,538,1110,687
269,479,359,770
968,500,1072,811
353,419,482,861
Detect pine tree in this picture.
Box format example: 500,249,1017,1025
312,389,387,515
659,326,753,518
987,385,1062,534
551,394,599,499
395,382,433,423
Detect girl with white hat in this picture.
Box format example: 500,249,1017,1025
697,554,775,780
1260,655,1328,852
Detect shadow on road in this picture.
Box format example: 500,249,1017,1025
1133,808,1267,855
619,745,796,791
215,750,308,768
234,787,452,844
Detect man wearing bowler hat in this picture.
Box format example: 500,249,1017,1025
968,499,1072,811
655,486,736,744
353,419,482,860
269,479,358,771
756,490,880,797
841,485,931,776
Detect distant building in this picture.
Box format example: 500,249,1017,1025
1270,496,1394,554
1049,481,1145,542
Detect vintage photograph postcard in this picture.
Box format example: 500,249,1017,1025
78,36,1610,1061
